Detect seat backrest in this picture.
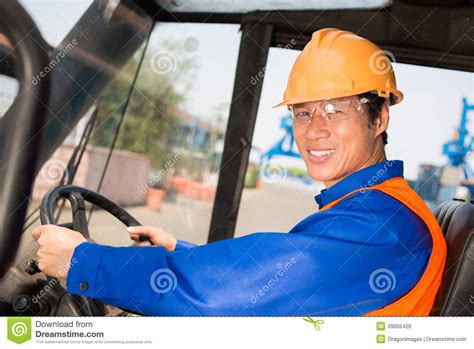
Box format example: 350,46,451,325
431,200,474,316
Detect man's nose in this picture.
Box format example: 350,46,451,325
304,113,331,140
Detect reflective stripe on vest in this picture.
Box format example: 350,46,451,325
318,177,447,316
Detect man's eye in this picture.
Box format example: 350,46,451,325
295,111,310,120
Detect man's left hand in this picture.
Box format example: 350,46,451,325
32,225,87,278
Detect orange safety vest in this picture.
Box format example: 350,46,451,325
318,176,447,316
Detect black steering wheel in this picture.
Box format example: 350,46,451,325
40,185,143,236
3,185,147,316
33,185,147,316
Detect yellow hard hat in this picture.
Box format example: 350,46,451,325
274,28,404,108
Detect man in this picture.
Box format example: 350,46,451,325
32,28,446,316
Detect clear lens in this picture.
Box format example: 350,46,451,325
291,97,367,126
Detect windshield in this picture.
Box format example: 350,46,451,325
16,1,241,253
13,0,156,256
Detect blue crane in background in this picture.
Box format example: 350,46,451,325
260,114,301,164
442,98,474,186
259,114,312,184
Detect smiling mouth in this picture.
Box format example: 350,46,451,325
308,149,336,157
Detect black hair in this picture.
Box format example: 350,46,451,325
359,91,391,145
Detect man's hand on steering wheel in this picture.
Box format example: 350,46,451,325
128,226,177,251
32,225,87,279
31,223,178,279
12,185,165,316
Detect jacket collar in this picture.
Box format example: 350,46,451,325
314,160,404,209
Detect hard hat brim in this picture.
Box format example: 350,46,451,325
273,89,404,108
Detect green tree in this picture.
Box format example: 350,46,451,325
92,40,197,170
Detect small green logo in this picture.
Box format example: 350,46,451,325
303,317,324,331
376,334,386,344
377,321,386,331
7,317,32,344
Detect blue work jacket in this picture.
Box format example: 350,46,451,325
66,160,432,315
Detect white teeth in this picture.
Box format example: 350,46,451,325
309,149,336,157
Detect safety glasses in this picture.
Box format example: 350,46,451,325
289,96,369,127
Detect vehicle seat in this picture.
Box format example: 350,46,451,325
430,199,474,316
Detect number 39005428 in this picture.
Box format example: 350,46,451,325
387,324,412,329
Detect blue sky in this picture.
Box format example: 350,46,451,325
19,0,474,180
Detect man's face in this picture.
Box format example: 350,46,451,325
292,96,386,187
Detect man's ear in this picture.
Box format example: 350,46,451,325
373,102,389,138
